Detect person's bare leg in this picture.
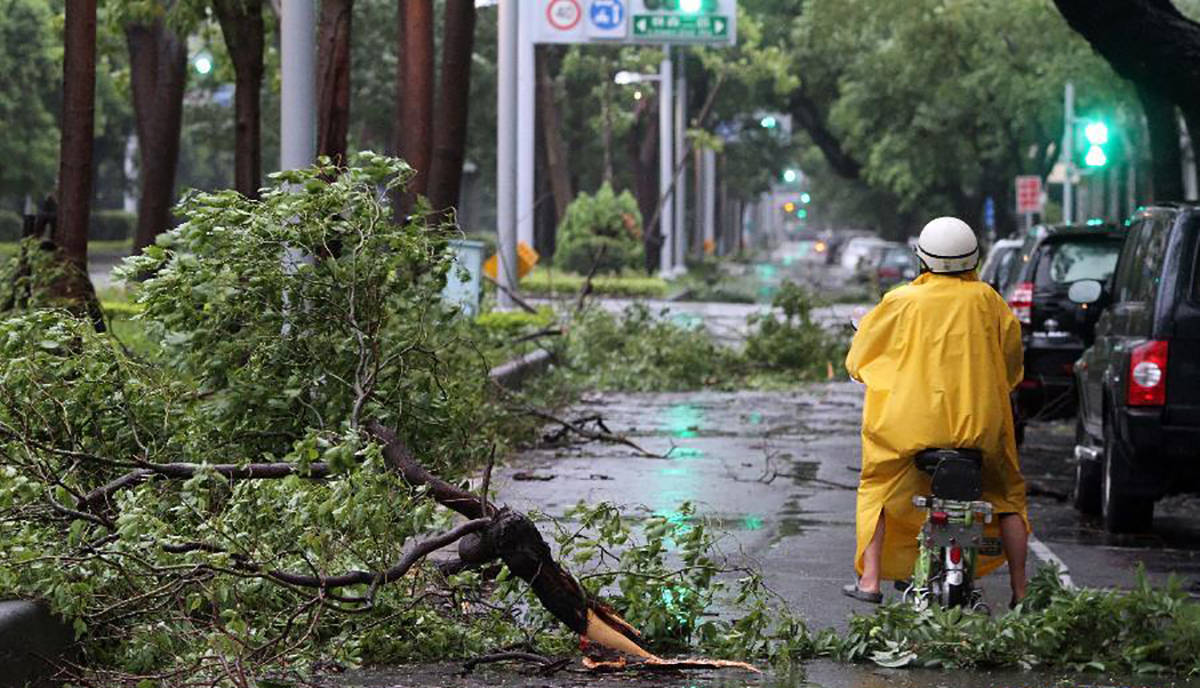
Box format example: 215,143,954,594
858,511,886,593
999,514,1028,601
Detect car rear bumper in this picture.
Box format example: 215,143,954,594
1117,405,1200,496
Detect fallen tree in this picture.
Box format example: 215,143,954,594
0,156,762,685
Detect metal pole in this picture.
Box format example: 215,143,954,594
673,54,687,270
1063,82,1075,225
1107,165,1119,221
496,0,518,308
658,46,674,276
280,0,316,170
1127,162,1137,217
516,18,535,248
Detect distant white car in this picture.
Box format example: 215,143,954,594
838,237,891,271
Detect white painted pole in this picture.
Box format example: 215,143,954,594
280,0,316,171
702,148,716,254
516,17,536,249
658,46,674,276
1063,82,1075,225
673,54,687,270
496,0,518,308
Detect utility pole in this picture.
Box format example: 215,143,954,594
657,46,674,276
280,0,315,171
495,0,518,308
516,19,535,248
673,54,687,270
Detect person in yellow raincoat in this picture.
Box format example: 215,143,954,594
843,217,1030,606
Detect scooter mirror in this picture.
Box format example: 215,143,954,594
849,305,871,331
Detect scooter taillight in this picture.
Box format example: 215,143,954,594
949,545,963,564
931,511,949,525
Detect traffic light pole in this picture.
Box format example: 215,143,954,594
495,0,518,309
1063,82,1075,225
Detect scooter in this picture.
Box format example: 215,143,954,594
902,448,1002,611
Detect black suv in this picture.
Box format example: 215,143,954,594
1006,225,1125,426
1072,205,1200,532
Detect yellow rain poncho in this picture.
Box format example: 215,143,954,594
845,271,1029,581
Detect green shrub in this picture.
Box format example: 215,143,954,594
564,303,739,391
743,281,848,377
0,210,22,241
89,209,136,241
555,183,644,274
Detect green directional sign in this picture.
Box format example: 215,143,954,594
632,13,731,41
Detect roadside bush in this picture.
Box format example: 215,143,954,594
89,209,136,241
555,183,644,274
0,209,21,241
744,281,848,378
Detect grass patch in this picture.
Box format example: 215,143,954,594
519,266,669,299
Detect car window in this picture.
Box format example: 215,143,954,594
1115,217,1170,305
1034,238,1122,287
882,249,913,267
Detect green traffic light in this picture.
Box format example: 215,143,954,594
782,169,797,183
761,116,777,129
679,0,703,13
1084,122,1109,145
799,192,811,204
796,209,807,219
1085,144,1107,167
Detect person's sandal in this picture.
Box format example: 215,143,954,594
842,582,883,603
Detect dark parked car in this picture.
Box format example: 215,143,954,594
874,243,919,290
1006,225,1125,425
1072,205,1200,532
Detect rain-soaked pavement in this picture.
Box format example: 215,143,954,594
328,248,1200,686
333,383,1200,687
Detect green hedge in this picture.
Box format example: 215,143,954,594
0,210,21,242
520,267,668,299
90,210,136,241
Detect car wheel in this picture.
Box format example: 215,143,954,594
1101,410,1153,533
1072,416,1101,515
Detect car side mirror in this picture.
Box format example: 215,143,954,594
1068,279,1103,305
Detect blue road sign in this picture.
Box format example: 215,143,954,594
984,196,996,229
590,0,624,30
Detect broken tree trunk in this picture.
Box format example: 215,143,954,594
364,420,649,656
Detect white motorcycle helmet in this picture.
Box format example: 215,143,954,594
914,217,979,273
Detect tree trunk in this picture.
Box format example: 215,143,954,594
1051,0,1200,201
126,19,187,253
537,47,572,225
427,0,476,216
627,97,659,273
397,0,434,206
213,0,265,198
316,0,353,164
787,87,861,180
58,0,96,272
1137,83,1183,201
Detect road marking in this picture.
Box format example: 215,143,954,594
1029,535,1076,589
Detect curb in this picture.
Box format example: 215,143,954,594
0,600,74,687
488,348,554,389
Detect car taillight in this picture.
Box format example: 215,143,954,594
930,511,948,525
1007,281,1033,325
1128,340,1168,406
879,267,900,278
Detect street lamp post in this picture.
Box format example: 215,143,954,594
614,62,676,275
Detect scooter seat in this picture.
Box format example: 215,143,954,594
915,448,983,501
